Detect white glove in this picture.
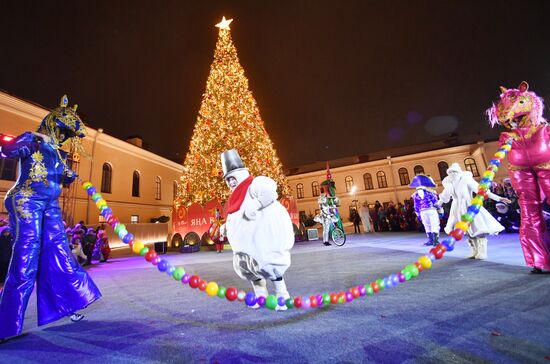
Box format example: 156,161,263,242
219,224,227,238
434,200,443,207
244,199,262,221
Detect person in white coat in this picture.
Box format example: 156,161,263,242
219,149,294,310
437,163,510,259
359,202,373,233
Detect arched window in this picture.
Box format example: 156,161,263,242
101,163,112,193
155,176,162,200
363,173,374,190
413,165,425,176
376,171,388,188
345,176,354,192
132,170,140,197
296,183,304,199
464,157,480,177
173,181,178,200
398,167,410,186
438,161,449,181
311,181,320,197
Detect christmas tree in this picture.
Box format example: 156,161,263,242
175,17,291,207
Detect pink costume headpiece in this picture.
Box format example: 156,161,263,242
486,81,546,129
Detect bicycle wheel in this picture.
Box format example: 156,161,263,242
331,228,346,246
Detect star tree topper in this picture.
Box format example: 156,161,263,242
215,16,233,30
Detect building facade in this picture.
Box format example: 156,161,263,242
0,91,183,246
287,141,510,221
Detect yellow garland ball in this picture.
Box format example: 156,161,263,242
494,151,505,159
418,256,432,269
471,196,484,206
455,221,470,232
132,241,144,254
205,281,219,297
96,199,107,209
483,171,495,179
501,144,511,151
82,182,92,189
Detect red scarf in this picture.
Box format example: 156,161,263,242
226,176,254,214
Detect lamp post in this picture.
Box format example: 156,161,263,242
350,185,358,211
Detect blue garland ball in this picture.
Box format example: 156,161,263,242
86,186,97,196
101,207,113,217
384,277,393,288
489,159,501,167
122,233,134,244
157,259,169,272
390,274,400,286
245,292,258,307
165,265,175,276
441,237,455,252
467,205,481,215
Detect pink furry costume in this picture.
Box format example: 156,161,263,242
487,81,550,273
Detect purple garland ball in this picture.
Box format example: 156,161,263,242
181,273,191,284
245,292,258,307
151,256,161,266
122,233,134,244
398,272,406,283
427,253,436,262
278,296,287,307
257,296,266,307
345,291,354,302
358,285,367,296
316,294,324,305
302,298,311,308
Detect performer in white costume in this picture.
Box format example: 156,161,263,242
219,149,294,310
437,163,510,259
359,202,373,233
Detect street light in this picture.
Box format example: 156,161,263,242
350,185,358,210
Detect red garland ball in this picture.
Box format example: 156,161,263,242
414,261,424,272
309,296,318,308
431,247,445,260
449,228,465,241
145,251,157,262
351,287,360,298
225,287,238,301
330,293,339,304
198,280,208,291
294,296,303,308
371,281,380,293
188,275,201,289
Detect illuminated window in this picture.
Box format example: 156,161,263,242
363,173,374,190
101,163,112,193
155,176,162,200
311,181,320,197
464,158,480,177
345,176,354,192
413,165,425,175
377,171,388,188
132,171,140,197
438,161,449,180
0,158,17,181
398,168,410,186
296,183,304,199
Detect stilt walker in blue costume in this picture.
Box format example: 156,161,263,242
0,96,101,342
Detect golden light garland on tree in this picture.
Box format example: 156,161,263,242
175,17,291,207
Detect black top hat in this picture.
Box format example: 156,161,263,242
220,149,247,178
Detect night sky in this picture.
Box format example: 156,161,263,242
1,1,549,168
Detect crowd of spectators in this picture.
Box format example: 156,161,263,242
1,219,112,283
66,220,111,266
